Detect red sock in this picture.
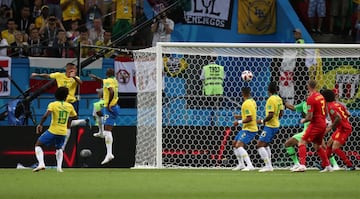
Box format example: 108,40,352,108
298,144,306,165
333,148,353,167
317,147,330,167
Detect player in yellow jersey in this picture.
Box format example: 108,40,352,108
31,63,89,149
89,68,120,165
232,87,257,171
33,87,77,172
256,82,284,172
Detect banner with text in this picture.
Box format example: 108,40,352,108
29,57,103,94
183,0,233,29
0,56,11,96
114,57,137,93
238,0,276,35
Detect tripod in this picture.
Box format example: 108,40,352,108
0,66,36,125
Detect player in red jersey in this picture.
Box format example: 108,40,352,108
293,80,332,172
322,89,355,170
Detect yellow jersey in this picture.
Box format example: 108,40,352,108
48,101,77,135
50,72,80,103
60,0,84,21
113,0,136,20
241,98,258,132
103,77,119,107
35,16,45,29
1,30,15,44
265,95,283,128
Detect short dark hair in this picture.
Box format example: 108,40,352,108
321,89,335,102
55,87,69,101
7,18,15,23
106,68,115,77
66,63,76,69
308,80,317,89
241,87,251,96
268,82,278,94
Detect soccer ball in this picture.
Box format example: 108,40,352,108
241,70,253,82
80,149,92,158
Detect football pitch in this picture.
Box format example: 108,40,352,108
0,168,359,199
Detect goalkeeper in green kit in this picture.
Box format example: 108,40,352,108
284,101,340,171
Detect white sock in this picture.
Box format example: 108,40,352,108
55,149,63,170
104,130,113,156
35,146,45,167
70,119,86,127
233,148,244,167
62,129,71,150
238,147,253,167
258,147,271,167
266,146,272,165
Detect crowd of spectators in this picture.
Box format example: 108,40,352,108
0,0,152,58
290,0,360,43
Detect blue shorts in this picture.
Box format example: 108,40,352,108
38,130,66,149
234,130,257,145
259,126,279,143
102,105,121,126
308,0,326,18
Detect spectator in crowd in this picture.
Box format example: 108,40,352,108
0,33,8,56
100,0,113,31
133,5,151,48
50,29,74,58
0,5,12,32
307,0,325,34
77,27,93,58
16,5,33,35
89,18,104,44
11,0,29,20
0,0,13,8
151,12,174,46
293,28,305,43
60,0,84,30
329,0,350,35
32,0,43,19
95,30,113,58
45,0,62,20
39,16,65,55
112,0,136,43
28,27,44,57
9,31,28,57
66,19,79,44
84,0,102,30
35,5,50,29
1,18,17,44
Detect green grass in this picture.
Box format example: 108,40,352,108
0,168,359,199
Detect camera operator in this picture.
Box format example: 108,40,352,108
151,12,174,47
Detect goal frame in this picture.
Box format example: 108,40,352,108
137,42,360,169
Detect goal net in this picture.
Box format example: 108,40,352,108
133,42,360,169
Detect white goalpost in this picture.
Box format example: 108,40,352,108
133,42,360,169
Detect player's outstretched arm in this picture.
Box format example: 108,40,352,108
89,74,103,83
31,73,50,79
284,102,295,111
